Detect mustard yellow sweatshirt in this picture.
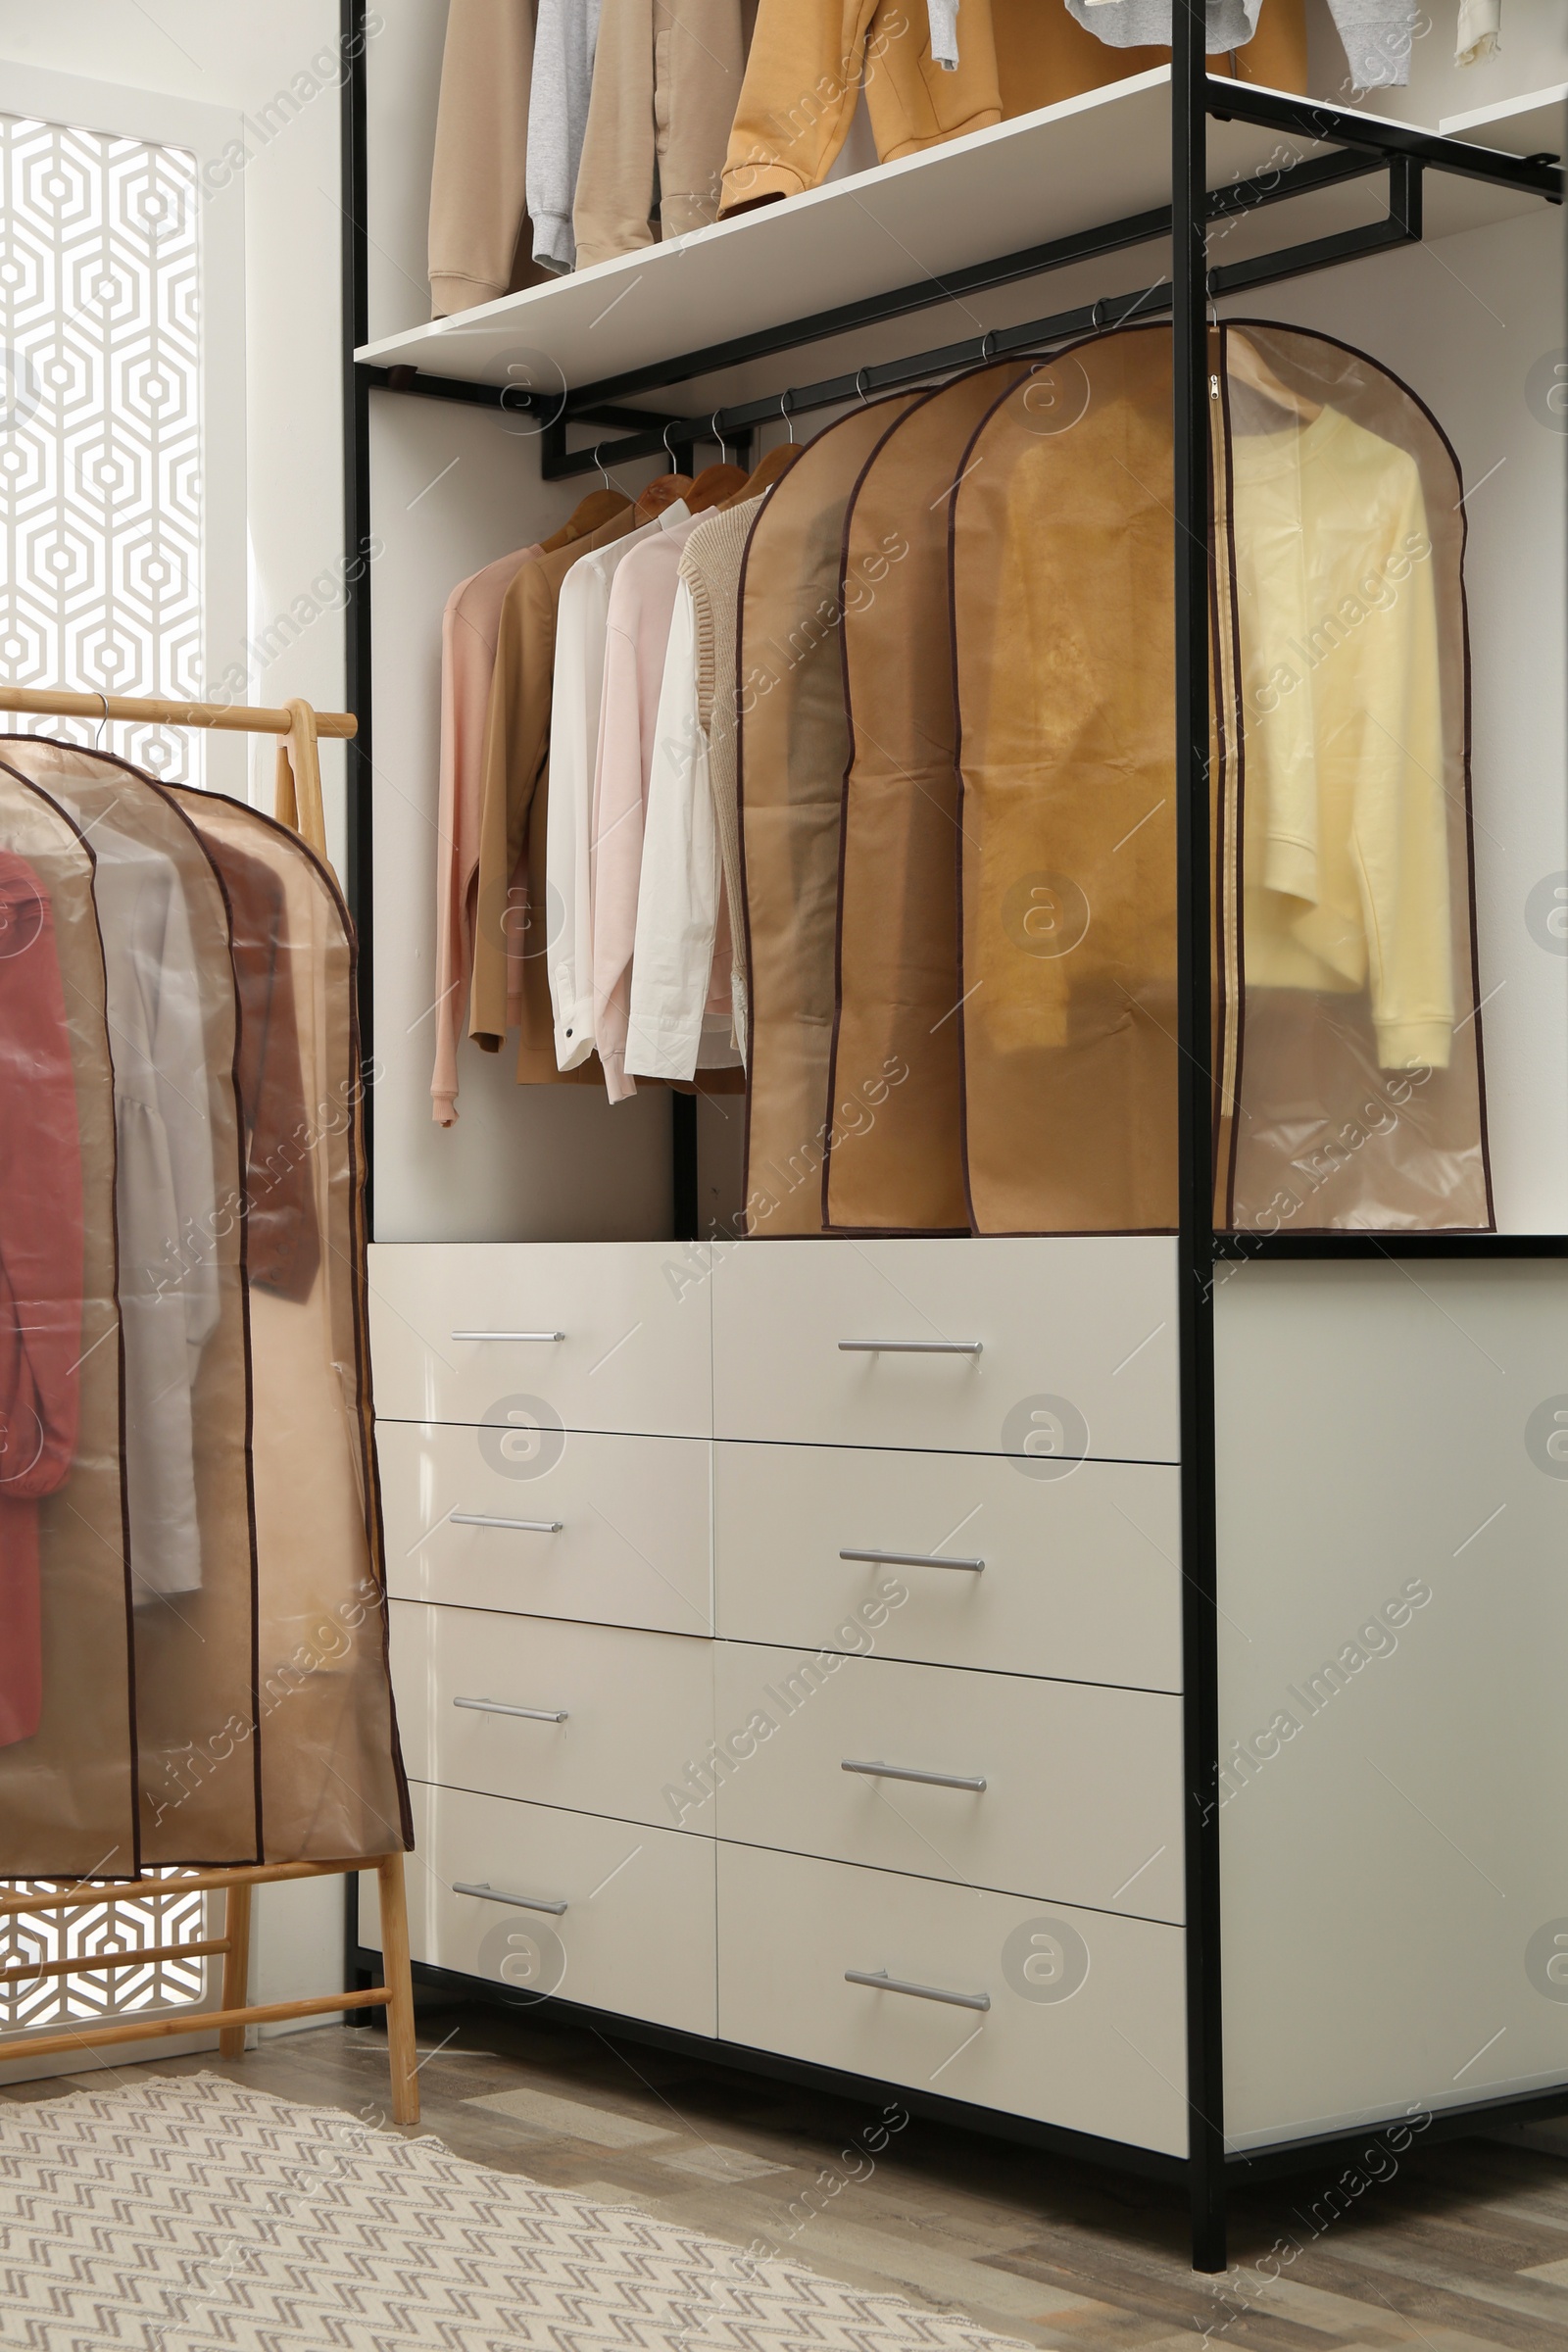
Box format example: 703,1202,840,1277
1233,403,1453,1071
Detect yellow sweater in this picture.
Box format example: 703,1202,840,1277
1232,404,1453,1071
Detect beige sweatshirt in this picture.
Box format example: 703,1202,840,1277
573,0,746,270
428,0,541,316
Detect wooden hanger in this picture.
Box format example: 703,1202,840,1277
683,464,749,514
541,487,632,552
732,442,803,504
273,697,328,860
634,473,692,521
1226,329,1323,425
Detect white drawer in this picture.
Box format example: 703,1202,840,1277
711,1646,1182,1920
710,1238,1179,1461
381,1421,711,1636
390,1601,712,1833
369,1242,710,1436
717,1843,1185,2154
714,1441,1180,1688
362,1782,716,2035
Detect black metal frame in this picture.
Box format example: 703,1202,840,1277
338,5,1564,2272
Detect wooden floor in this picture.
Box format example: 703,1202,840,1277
6,1992,1568,2350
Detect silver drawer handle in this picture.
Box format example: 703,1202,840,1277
840,1547,984,1573
455,1880,567,1916
452,1511,564,1534
842,1758,987,1792
845,1967,990,2012
838,1339,982,1355
452,1329,565,1343
454,1696,568,1722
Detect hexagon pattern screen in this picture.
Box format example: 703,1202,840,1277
0,110,207,2032
0,110,203,784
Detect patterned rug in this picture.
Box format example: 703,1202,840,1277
0,2072,1033,2350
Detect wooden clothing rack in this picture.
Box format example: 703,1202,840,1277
0,684,416,2126
0,1857,418,2125
0,684,358,867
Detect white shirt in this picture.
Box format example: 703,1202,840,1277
623,580,740,1081
544,499,686,1069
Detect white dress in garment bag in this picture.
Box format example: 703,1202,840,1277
91,820,219,1600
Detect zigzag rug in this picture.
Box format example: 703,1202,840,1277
0,2071,1034,2350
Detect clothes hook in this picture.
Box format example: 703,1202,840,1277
94,691,109,748
594,441,612,490
662,419,682,473
979,330,999,367
779,388,796,445
854,368,871,408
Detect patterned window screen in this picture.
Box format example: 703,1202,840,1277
0,110,202,782
0,109,209,2034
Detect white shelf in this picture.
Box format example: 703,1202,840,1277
357,70,1561,399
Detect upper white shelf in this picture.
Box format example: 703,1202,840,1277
357,70,1564,398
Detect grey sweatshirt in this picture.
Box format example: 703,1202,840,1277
1064,0,1419,83
527,0,603,272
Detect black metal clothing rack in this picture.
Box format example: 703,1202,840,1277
337,0,1565,2270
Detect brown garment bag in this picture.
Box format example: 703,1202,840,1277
737,393,920,1235
825,362,1030,1234
951,328,1181,1236
170,784,414,1858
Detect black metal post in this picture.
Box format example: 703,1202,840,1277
342,0,375,1229
1174,12,1227,2278
342,0,375,2019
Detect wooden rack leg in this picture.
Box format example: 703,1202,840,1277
218,1880,253,2058
375,1851,419,2127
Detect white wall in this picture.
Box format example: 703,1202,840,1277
0,0,359,2034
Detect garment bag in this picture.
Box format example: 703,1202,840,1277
167,786,411,1861
737,393,920,1234
0,771,130,1877
824,362,1029,1234
1212,321,1492,1232
951,327,1181,1235
0,741,259,1870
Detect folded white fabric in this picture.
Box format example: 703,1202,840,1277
1456,0,1499,63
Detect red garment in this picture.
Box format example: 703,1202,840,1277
0,851,84,1746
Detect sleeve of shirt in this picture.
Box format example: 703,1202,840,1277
590,605,646,1102
1354,461,1454,1070
624,584,719,1080
546,564,600,1068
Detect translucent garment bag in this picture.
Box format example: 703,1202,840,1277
1211,322,1491,1232
0,740,410,1873
737,392,920,1236
2,744,260,1869
951,326,1181,1235
824,362,1029,1236
166,784,410,1862
0,773,133,1878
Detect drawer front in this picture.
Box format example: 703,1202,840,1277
363,1782,715,2035
381,1421,711,1636
711,1646,1182,1920
711,1238,1178,1460
717,1843,1185,2154
714,1441,1180,1689
390,1601,712,1833
369,1242,710,1436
